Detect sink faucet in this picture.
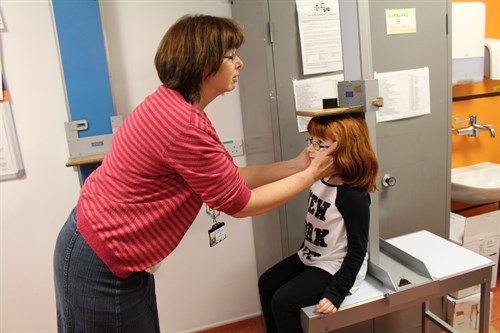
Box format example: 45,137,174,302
473,123,496,138
453,115,496,138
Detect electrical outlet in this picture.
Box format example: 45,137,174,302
222,138,244,157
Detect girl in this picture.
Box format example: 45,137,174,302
258,113,379,333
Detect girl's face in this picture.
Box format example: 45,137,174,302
307,136,334,159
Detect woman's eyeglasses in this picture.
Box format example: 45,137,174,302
306,138,330,151
223,53,238,64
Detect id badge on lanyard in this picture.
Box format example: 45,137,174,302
206,204,226,247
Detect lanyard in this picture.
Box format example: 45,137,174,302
206,205,221,225
206,204,226,247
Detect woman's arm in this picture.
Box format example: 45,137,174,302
238,147,310,189
232,144,336,218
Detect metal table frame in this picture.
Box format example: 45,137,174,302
301,230,494,333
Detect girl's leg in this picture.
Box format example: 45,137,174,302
258,254,308,333
272,266,332,333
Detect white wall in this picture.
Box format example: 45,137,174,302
0,1,261,332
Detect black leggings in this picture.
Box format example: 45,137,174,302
258,254,332,333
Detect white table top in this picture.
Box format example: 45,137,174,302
306,230,495,313
387,230,494,280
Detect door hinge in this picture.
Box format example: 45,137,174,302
267,21,274,44
446,13,449,35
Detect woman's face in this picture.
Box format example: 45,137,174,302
203,49,244,96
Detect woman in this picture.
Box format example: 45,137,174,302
258,113,379,333
53,14,335,333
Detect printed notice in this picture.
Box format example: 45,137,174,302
0,9,4,31
0,53,3,96
293,74,344,132
0,98,25,180
385,8,416,35
1,102,16,176
374,67,430,123
296,0,343,75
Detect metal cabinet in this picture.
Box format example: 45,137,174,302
233,1,451,332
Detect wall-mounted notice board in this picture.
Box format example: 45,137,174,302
0,91,25,181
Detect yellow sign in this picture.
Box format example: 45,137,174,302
385,8,417,35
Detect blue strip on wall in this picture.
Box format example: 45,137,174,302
52,0,114,181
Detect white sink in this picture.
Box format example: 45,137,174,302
451,162,500,204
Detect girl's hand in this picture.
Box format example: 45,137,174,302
315,297,337,314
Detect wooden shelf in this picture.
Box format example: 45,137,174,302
295,106,364,117
66,154,105,167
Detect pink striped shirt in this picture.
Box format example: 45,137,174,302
77,86,251,278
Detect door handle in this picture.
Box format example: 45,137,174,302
382,174,397,188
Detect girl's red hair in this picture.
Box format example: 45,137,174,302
307,113,379,193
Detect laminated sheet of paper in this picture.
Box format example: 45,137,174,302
292,74,344,132
296,0,343,75
374,67,430,123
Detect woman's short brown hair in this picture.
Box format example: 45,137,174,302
307,113,379,193
154,14,244,104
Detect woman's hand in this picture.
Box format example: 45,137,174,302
308,142,337,181
293,147,312,171
315,297,337,314
233,142,337,218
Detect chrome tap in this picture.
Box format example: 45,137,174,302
473,123,496,138
453,115,496,138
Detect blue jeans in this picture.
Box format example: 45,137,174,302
54,208,160,333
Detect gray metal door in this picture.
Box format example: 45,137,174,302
366,2,451,332
367,1,451,242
